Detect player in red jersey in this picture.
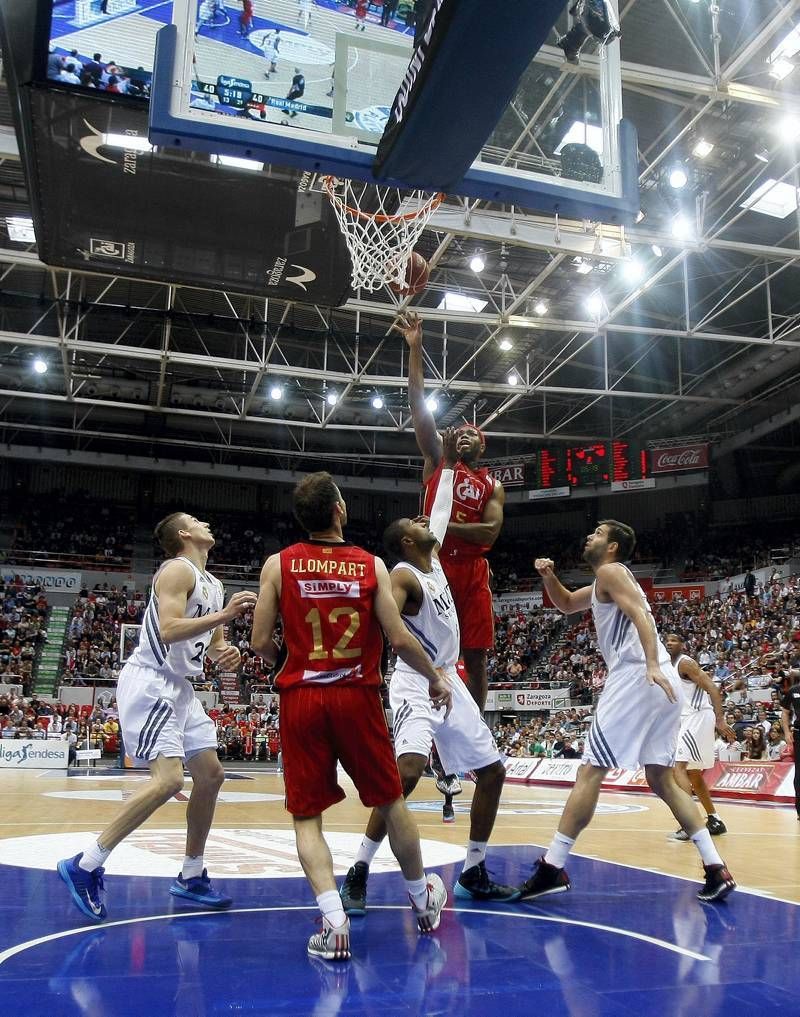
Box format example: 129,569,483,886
251,471,451,961
392,311,505,712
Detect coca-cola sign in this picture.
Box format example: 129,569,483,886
650,443,709,474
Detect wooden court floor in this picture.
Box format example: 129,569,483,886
2,766,798,904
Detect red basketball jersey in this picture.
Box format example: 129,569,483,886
423,460,496,559
274,540,384,691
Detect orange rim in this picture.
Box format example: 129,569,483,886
322,175,444,223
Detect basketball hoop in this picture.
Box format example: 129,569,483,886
322,176,444,292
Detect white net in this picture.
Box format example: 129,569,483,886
323,176,443,293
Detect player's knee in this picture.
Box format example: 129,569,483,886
476,760,505,791
397,756,424,795
156,773,185,800
200,761,225,791
644,764,670,792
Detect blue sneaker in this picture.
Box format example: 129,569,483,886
169,869,232,909
57,853,107,922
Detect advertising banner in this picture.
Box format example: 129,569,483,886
1,566,81,591
649,584,705,604
0,739,70,769
650,443,709,474
484,688,571,712
493,591,544,614
486,463,527,488
528,486,571,501
610,478,656,492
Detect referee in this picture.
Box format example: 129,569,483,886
781,668,800,820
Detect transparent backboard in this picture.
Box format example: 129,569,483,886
120,624,142,664
149,0,638,221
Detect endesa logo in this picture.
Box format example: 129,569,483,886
298,579,361,599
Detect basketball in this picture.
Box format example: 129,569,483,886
389,251,429,295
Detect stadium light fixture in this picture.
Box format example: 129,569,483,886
326,391,338,406
425,395,439,412
469,252,485,273
533,300,548,316
439,292,488,313
768,57,795,81
498,337,513,351
741,178,798,218
622,258,645,284
574,258,593,275
268,384,283,400
651,244,663,257
771,24,800,62
777,113,800,139
7,216,35,243
585,291,605,318
371,394,384,409
692,138,714,159
507,371,519,386
32,357,48,375
669,167,688,189
671,215,693,239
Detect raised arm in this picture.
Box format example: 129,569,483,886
391,312,442,480
678,657,735,739
446,481,505,548
428,427,457,548
155,560,257,644
535,558,592,614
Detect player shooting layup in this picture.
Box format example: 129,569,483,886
393,312,504,712
518,521,736,904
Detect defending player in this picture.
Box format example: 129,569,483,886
665,633,736,840
518,521,736,903
393,311,504,712
340,429,519,916
251,472,451,961
58,513,257,921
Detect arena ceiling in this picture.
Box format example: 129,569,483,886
2,0,800,481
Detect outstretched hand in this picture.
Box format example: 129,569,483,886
390,311,423,349
441,426,458,467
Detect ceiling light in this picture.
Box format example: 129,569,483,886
326,391,338,406
469,253,485,273
438,292,488,312
533,300,548,315
754,145,770,163
507,371,519,386
212,154,265,171
668,167,688,189
768,57,795,81
269,384,283,400
371,394,384,409
32,357,48,375
741,178,798,218
554,121,604,156
771,25,800,62
585,291,605,317
651,244,663,257
777,114,800,139
574,258,593,275
103,133,154,152
622,259,645,284
7,216,36,243
692,138,714,159
671,215,693,239
498,337,513,351
425,395,438,412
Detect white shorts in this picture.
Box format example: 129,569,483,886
583,663,681,771
389,666,500,775
117,663,217,765
675,710,715,770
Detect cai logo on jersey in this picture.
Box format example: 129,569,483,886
298,579,361,599
455,477,482,503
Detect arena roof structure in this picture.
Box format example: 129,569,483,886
1,0,800,485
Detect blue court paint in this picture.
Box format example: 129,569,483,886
1,846,797,1015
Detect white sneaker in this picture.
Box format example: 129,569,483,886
669,828,690,841
307,915,351,961
410,874,447,934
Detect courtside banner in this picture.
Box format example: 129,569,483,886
373,0,565,190
486,463,527,488
1,566,81,590
0,739,70,769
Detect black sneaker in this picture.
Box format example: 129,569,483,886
435,774,462,797
339,862,368,916
442,802,455,823
454,861,521,902
518,856,571,901
696,863,736,902
706,816,727,836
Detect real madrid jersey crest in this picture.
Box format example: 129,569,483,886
392,557,460,670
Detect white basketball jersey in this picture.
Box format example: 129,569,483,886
393,557,460,670
675,652,712,714
591,563,671,671
129,557,224,681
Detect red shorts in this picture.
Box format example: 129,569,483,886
440,556,494,650
279,684,403,816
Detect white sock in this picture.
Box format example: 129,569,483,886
406,876,429,907
181,855,204,880
79,840,111,872
462,840,487,874
690,828,723,867
354,836,382,867
316,890,347,927
544,831,575,870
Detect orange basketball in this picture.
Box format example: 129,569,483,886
389,251,429,296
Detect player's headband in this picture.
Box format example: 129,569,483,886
456,423,486,450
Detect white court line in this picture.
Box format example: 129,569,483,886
0,903,710,968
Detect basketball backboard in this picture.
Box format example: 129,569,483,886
149,0,638,224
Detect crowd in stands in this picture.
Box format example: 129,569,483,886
488,607,567,690
0,579,49,696
9,493,135,568
210,699,282,762
493,709,590,759
62,584,146,686
0,692,121,763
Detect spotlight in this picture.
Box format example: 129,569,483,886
32,358,47,375
669,167,688,189
622,259,645,283
692,138,714,159
507,371,519,386
585,290,605,317
499,337,513,351
575,258,593,275
768,57,795,81
671,215,692,239
371,394,384,409
326,391,338,406
556,0,621,64
651,244,663,257
425,395,438,412
469,252,485,273
754,145,770,163
269,384,283,400
777,113,800,139
533,300,548,315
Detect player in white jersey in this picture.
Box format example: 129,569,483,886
58,511,257,922
518,520,736,904
340,430,519,910
665,633,736,840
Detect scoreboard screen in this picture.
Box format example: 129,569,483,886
612,441,649,482
533,443,649,489
566,444,610,487
537,448,568,488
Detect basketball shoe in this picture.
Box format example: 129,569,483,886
435,774,462,797
669,828,690,840
706,815,727,836
339,861,369,916
454,861,521,902
442,801,455,823
410,873,447,933
517,856,571,901
307,915,351,961
57,853,107,922
696,863,736,902
169,869,233,909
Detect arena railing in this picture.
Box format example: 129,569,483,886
2,549,132,572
